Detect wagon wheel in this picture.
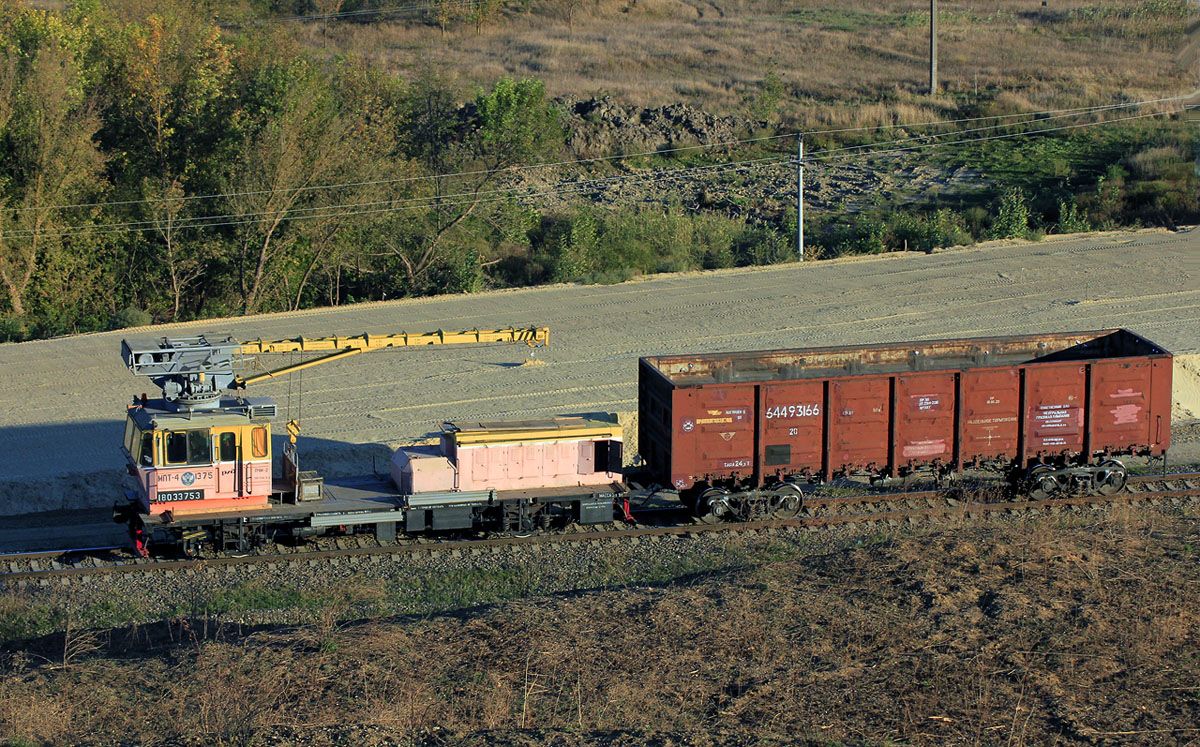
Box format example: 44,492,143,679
769,484,804,519
1095,459,1127,496
696,487,734,525
1026,464,1060,501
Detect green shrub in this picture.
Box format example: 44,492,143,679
108,307,153,330
889,209,972,253
989,187,1032,240
1057,198,1091,234
833,215,887,255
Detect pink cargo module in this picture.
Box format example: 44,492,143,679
392,417,624,494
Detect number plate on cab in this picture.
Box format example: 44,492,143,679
154,489,205,503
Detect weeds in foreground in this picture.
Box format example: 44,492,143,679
3,506,1199,744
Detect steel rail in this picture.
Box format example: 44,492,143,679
4,472,1198,585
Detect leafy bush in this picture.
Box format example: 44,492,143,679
1057,199,1092,234
108,307,153,330
831,215,887,255
890,209,972,253
989,187,1032,240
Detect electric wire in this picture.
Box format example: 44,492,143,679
9,95,1185,214
0,105,1183,241
2,101,1181,236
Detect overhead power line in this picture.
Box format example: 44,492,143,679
10,95,1186,215
3,106,1182,242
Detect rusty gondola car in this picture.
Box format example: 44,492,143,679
638,329,1172,522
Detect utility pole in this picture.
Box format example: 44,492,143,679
797,137,804,262
1191,2,1200,176
929,0,938,94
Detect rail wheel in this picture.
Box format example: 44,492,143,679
696,487,734,524
179,529,207,559
1026,464,1060,501
769,484,803,519
1095,459,1127,496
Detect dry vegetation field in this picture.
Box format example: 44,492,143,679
3,506,1199,746
303,0,1194,124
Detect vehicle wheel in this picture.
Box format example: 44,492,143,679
769,484,803,519
696,488,733,524
1095,459,1127,496
1026,465,1059,501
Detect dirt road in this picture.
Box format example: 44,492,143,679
2,228,1198,514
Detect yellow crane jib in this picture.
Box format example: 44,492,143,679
231,326,550,389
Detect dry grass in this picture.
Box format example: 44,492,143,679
3,506,1199,745
287,0,1193,121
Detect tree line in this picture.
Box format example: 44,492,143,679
1,0,1196,342
0,0,583,339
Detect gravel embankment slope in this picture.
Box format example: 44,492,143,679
1,228,1198,514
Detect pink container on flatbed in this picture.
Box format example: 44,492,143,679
392,417,623,494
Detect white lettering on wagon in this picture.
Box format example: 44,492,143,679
765,404,820,419
911,394,941,411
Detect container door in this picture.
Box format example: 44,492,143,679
1090,359,1152,453
829,377,890,473
759,380,824,477
1025,363,1086,458
961,368,1020,462
894,372,956,468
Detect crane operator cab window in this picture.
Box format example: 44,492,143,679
139,432,154,465
125,420,157,467
164,429,212,466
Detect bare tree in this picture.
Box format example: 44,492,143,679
560,0,584,40
432,0,463,37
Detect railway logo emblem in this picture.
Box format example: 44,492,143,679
181,472,195,486
719,432,735,441
682,419,694,432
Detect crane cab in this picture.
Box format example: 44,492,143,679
122,401,275,514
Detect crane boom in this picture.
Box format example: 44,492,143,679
233,326,549,388
123,326,549,411
237,326,549,355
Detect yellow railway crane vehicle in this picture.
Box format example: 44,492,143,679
118,326,549,518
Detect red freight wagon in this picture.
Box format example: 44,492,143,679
638,330,1172,521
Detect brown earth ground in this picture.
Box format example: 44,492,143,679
2,504,1199,746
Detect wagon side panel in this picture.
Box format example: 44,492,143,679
1024,363,1087,461
828,376,890,474
894,372,957,471
1150,355,1173,454
759,380,825,480
959,367,1021,465
669,385,757,490
1089,358,1155,455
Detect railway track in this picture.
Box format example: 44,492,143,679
4,472,1200,586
